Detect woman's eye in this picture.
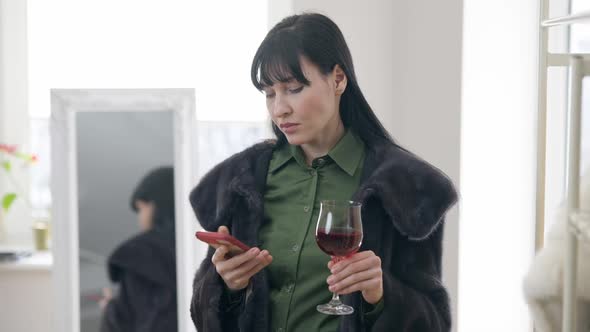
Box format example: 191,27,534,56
289,86,304,94
264,92,275,99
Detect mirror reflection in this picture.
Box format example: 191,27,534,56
76,111,177,332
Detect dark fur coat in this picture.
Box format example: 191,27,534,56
189,138,458,332
100,229,177,332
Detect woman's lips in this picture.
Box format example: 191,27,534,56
280,123,299,134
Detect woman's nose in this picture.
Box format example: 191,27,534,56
271,94,291,118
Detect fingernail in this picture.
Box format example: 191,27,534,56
327,277,334,284
329,285,336,291
250,248,259,254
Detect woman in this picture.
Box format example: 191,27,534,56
190,13,458,332
100,167,177,332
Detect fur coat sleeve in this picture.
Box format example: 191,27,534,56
189,143,270,331
368,224,451,331
346,145,456,332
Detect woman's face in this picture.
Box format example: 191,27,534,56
135,200,154,231
263,56,347,146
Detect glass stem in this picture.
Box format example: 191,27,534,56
331,292,342,304
330,255,343,305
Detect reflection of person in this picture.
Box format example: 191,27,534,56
100,167,177,332
189,13,458,332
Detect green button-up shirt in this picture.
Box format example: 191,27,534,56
258,130,367,332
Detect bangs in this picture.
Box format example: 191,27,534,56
251,32,310,90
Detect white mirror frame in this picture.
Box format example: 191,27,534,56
50,89,199,332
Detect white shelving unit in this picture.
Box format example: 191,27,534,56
570,211,590,243
537,7,590,332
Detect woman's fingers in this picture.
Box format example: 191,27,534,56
98,287,113,310
327,256,339,269
102,287,112,299
225,248,262,268
222,252,273,290
217,225,230,235
243,256,273,281
329,254,381,284
328,267,381,293
209,227,273,290
211,245,229,265
335,278,382,296
327,260,335,270
229,252,273,286
212,245,273,290
330,251,375,273
325,250,383,303
224,250,270,281
215,247,259,271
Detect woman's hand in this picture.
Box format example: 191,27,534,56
211,226,273,291
326,251,383,304
98,287,113,310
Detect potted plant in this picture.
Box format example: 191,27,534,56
0,143,42,246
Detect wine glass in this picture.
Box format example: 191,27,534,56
315,200,363,315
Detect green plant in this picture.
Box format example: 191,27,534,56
0,143,37,213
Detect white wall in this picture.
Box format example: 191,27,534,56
0,265,52,332
27,0,268,122
269,1,463,330
460,1,538,331
384,3,463,330
0,0,32,248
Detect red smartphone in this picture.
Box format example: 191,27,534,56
195,231,251,257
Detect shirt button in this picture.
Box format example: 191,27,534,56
291,244,299,252
317,158,325,165
278,328,285,332
303,206,310,212
310,169,316,176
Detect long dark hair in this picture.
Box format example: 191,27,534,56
251,13,395,148
130,166,175,234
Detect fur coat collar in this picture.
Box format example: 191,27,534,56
191,138,457,242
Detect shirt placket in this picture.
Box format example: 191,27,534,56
280,161,322,331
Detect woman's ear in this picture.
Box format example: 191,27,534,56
333,64,347,95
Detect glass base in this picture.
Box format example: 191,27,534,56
316,300,354,315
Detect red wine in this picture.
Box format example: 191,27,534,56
316,228,362,257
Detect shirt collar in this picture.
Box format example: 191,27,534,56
269,129,365,176
268,143,294,173
327,129,364,176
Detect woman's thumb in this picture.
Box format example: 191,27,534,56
218,225,230,235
